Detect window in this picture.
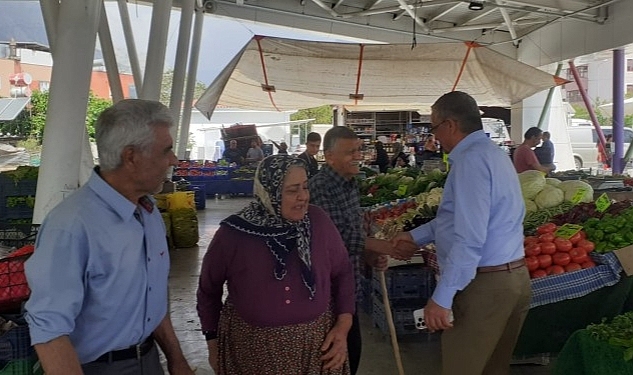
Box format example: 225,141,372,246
577,65,588,78
39,81,50,92
128,85,137,99
567,90,582,103
628,59,633,72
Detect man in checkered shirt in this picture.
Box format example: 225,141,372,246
309,126,417,375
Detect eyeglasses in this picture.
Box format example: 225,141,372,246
428,120,447,134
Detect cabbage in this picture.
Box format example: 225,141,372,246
534,185,565,209
546,178,562,187
559,180,594,203
518,170,546,199
524,199,538,213
426,188,443,207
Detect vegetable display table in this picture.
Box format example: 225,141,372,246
553,329,633,375
203,180,254,196
514,273,633,356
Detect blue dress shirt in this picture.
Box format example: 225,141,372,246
25,169,170,363
410,130,525,309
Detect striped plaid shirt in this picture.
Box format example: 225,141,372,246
309,164,365,299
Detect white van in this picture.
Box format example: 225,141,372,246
567,122,633,169
482,118,512,145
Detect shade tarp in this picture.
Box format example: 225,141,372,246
196,36,567,118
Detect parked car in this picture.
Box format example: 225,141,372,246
567,122,633,169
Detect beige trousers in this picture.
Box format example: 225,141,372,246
441,266,531,375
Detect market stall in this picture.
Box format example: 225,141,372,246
173,160,255,197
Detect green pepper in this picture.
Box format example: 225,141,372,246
625,231,633,243
593,230,605,241
596,242,608,253
603,225,618,234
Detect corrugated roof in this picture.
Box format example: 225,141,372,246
0,98,30,121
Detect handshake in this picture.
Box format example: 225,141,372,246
389,232,420,261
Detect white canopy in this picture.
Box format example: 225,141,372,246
196,36,567,118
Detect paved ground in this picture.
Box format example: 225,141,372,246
166,197,553,374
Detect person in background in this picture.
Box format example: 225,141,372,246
246,139,265,163
271,140,290,155
298,132,322,178
197,155,355,375
597,134,613,168
513,127,554,174
391,142,409,168
419,134,441,162
222,139,244,165
392,91,531,375
25,99,194,375
371,141,390,173
534,131,556,171
309,126,418,375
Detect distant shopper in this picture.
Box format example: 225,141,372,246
222,139,244,165
534,131,556,171
597,134,613,168
246,139,265,163
513,127,553,174
391,142,409,168
298,132,321,178
372,141,390,173
271,140,289,155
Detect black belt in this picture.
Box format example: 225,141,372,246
94,334,155,363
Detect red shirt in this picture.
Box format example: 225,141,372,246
513,144,540,173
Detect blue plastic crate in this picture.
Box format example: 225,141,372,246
372,295,423,336
187,185,206,210
372,265,436,301
0,320,34,365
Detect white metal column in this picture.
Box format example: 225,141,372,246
117,0,143,94
176,6,204,159
141,0,172,100
169,0,195,144
39,0,59,54
33,0,102,223
98,1,124,103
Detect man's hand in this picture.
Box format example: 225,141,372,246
391,232,419,260
320,315,351,371
207,339,219,374
364,252,389,271
422,298,453,333
167,359,195,375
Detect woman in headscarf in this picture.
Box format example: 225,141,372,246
197,155,355,375
391,142,410,168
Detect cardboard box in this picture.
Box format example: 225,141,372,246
614,244,633,276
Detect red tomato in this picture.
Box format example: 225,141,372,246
538,233,555,243
526,256,539,272
569,232,583,245
537,254,552,269
552,252,571,266
579,231,587,240
524,236,540,246
577,239,595,253
565,263,583,272
540,242,556,255
554,238,573,252
536,223,557,235
581,260,597,269
546,265,565,275
569,248,589,264
531,269,548,279
524,243,542,257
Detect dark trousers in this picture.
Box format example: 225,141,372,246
81,344,164,375
347,313,362,375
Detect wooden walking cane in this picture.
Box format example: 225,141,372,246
379,270,406,375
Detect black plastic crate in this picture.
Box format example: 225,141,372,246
372,265,436,301
0,314,34,366
0,354,38,375
372,295,423,336
0,225,39,249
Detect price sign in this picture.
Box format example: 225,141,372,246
555,224,583,240
595,193,612,212
397,184,408,196
570,188,588,204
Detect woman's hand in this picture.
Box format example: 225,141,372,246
207,339,219,374
320,314,352,370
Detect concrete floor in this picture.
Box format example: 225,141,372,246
167,197,554,375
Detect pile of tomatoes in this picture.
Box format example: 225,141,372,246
524,222,597,279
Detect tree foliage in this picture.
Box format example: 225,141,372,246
291,105,333,124
572,98,633,127
159,69,208,107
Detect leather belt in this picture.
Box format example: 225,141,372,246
94,334,154,363
477,259,526,273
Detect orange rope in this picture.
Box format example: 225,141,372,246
354,44,365,105
452,41,479,92
255,36,280,111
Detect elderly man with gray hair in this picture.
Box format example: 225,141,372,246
25,99,194,375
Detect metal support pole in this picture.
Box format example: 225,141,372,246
568,60,608,153
536,63,563,129
33,0,102,223
98,1,124,103
117,0,143,93
141,0,172,100
39,0,59,55
612,49,625,174
177,6,204,159
169,0,195,143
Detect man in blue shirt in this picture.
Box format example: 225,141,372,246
393,91,531,375
25,100,194,375
535,130,556,171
